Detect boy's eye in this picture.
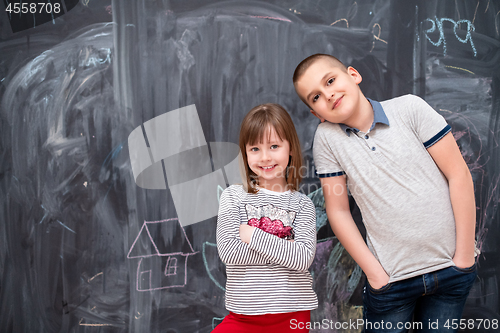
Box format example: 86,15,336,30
327,78,334,85
312,94,320,103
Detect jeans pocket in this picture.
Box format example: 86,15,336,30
451,262,477,273
367,281,392,294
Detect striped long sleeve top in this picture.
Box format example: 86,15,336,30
216,184,318,315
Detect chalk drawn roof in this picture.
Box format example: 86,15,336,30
127,218,195,258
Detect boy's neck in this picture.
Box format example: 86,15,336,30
343,97,373,133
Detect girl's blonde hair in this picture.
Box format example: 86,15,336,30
239,103,303,193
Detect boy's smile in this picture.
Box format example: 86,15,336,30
295,58,372,130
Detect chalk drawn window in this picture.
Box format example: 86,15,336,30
139,270,151,291
164,257,178,276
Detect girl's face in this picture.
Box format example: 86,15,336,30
245,126,291,192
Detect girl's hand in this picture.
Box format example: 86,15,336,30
239,224,256,244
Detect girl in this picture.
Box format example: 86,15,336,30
214,104,318,333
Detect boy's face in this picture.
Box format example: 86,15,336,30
294,58,363,124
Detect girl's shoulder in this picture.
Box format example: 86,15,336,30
222,185,312,204
224,184,245,194
295,190,315,208
220,184,247,200
280,190,315,213
259,188,314,210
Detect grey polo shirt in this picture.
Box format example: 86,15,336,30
313,94,456,283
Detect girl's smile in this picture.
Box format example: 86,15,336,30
260,164,277,170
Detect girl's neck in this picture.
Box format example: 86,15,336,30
257,180,289,193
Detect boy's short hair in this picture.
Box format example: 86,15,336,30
293,54,347,107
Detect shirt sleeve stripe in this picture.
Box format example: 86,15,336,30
423,125,451,149
317,171,345,178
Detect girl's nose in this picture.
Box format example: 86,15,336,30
261,150,270,160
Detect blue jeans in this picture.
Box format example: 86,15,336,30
363,263,477,333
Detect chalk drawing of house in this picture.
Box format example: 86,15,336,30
127,218,197,291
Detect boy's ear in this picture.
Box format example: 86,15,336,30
310,109,326,123
347,66,362,84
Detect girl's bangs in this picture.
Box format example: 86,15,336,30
245,118,286,146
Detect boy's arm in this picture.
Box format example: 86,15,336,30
321,175,389,289
427,132,476,268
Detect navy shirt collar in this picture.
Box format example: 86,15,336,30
339,98,390,136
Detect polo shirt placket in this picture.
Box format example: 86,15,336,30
340,98,389,154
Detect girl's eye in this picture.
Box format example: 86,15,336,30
270,145,279,149
327,78,334,85
312,94,320,103
249,147,258,152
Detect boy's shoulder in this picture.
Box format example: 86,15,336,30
313,94,429,140
381,93,419,103
380,94,427,111
315,120,343,137
314,94,422,129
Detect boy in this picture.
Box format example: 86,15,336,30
293,54,477,332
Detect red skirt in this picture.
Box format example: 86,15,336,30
212,310,311,333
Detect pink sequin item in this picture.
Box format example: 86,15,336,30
248,218,260,227
245,203,296,240
259,216,273,229
278,226,293,239
250,216,294,239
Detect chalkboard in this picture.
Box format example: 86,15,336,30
1,0,499,332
